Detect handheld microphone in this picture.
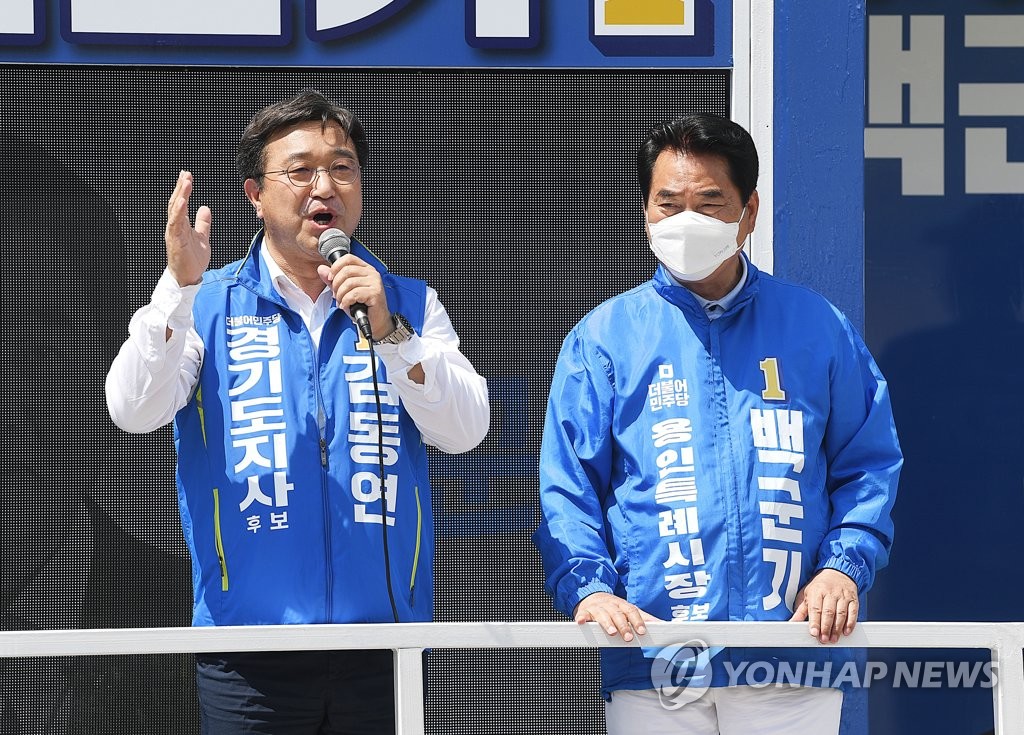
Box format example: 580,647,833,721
317,228,372,340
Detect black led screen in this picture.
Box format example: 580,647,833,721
0,65,728,734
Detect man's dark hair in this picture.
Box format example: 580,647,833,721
638,114,759,205
236,90,369,184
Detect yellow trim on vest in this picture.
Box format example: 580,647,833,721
213,487,229,592
410,484,423,592
198,387,228,591
197,386,208,443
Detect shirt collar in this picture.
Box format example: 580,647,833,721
259,244,333,306
684,254,749,317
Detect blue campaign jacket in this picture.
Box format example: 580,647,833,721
534,258,902,693
174,232,433,627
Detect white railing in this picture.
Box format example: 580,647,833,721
3,621,1022,734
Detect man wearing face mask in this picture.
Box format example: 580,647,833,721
533,114,901,734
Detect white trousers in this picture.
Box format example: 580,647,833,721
604,686,843,735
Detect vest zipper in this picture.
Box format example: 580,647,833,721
315,353,333,621
198,386,229,592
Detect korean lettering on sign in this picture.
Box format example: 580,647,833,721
866,14,1024,196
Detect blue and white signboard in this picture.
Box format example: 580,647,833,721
0,0,729,66
866,2,1024,733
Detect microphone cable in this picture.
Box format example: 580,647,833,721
318,229,400,624
364,329,401,625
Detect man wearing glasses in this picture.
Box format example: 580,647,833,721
106,90,490,734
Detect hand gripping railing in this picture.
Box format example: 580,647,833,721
3,621,1023,734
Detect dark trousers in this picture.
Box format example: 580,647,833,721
196,650,395,735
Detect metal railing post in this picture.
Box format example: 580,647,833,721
992,630,1024,735
394,647,425,734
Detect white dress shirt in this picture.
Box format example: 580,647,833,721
106,248,489,454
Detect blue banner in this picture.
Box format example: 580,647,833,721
0,0,731,67
865,1,1024,733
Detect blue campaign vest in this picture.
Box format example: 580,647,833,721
535,258,902,693
174,232,433,626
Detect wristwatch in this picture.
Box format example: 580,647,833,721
375,312,415,345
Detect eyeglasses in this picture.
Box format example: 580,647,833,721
260,158,361,187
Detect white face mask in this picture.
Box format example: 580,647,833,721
648,208,746,282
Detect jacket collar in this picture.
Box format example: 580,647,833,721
652,252,761,318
